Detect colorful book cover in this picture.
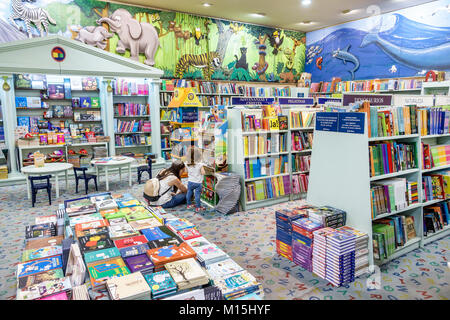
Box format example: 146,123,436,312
78,232,115,253
22,245,63,262
165,258,209,285
128,218,162,230
124,254,154,273
74,220,108,236
108,217,128,226
15,97,28,108
117,199,141,208
165,218,195,231
25,235,64,251
17,256,63,278
119,243,150,258
82,77,98,91
140,226,180,242
109,224,139,239
38,291,69,300
147,243,196,265
87,257,129,281
84,247,121,264
91,97,100,108
144,271,177,297
48,84,65,99
17,268,64,290
16,276,72,300
80,97,91,108
206,258,244,280
177,227,202,241
114,235,148,249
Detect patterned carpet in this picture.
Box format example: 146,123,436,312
0,173,449,300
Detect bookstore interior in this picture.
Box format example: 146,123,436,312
0,0,449,305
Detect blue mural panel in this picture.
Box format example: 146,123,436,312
306,0,450,82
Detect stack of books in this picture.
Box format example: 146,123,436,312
369,142,416,176
275,208,307,261
72,284,90,300
185,237,229,266
306,206,346,228
290,111,315,128
165,258,210,291
338,226,369,277
368,106,418,138
312,227,335,280
106,272,151,300
144,271,177,299
291,131,313,151
324,231,356,287
291,218,322,271
214,270,263,300
147,243,197,272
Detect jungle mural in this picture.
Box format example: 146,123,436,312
305,0,450,82
0,0,306,83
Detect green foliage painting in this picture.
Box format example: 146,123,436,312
2,0,306,83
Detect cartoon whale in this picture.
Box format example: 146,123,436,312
360,33,450,70
332,45,360,80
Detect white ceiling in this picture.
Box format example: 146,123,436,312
104,0,436,32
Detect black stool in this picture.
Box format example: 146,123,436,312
137,157,153,184
29,175,52,207
73,167,98,194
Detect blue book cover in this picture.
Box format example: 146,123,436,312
17,256,62,278
144,270,177,297
119,243,149,258
15,97,27,108
64,78,72,99
17,116,30,128
441,203,450,225
80,97,91,108
141,226,177,241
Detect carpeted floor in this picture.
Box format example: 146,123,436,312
0,173,449,300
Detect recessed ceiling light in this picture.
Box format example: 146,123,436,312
302,0,312,6
202,3,212,7
301,21,312,24
251,13,266,18
342,9,355,14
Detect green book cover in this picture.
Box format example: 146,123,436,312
410,106,417,134
126,211,152,222
375,145,382,176
388,185,396,212
91,97,100,108
381,113,387,136
84,247,121,264
105,210,127,220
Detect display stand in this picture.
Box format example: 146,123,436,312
0,36,165,185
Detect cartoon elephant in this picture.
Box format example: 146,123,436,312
75,26,113,50
97,8,160,66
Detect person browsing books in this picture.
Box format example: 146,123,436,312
185,147,206,212
144,161,188,208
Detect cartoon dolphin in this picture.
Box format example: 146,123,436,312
332,45,360,80
360,33,450,70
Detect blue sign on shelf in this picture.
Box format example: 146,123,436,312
231,97,275,105
318,97,342,105
316,112,339,132
338,113,365,134
278,97,314,105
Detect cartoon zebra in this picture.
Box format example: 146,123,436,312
175,51,221,80
9,0,57,38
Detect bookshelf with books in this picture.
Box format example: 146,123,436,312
308,102,450,268
228,99,292,210
112,78,152,156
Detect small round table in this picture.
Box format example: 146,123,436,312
90,156,135,191
21,162,73,199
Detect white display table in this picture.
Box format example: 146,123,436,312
90,157,135,191
21,162,73,199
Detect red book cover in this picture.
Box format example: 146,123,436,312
386,142,393,173
114,235,148,249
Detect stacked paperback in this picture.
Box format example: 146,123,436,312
324,231,356,287
275,208,306,261
291,218,322,271
338,226,369,277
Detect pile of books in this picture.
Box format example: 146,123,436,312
338,226,369,277
306,206,346,228
275,208,308,261
292,218,322,271
371,178,418,218
369,142,416,177
324,231,356,287
16,192,263,300
312,227,335,280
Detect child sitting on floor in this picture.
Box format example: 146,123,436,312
185,146,206,212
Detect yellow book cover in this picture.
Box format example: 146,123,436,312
244,136,249,157
272,178,279,197
279,177,285,195
404,107,411,135
369,147,375,177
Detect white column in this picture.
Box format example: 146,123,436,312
100,77,115,156
148,78,164,164
0,75,18,174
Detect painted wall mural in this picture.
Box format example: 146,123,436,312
0,0,306,83
305,0,450,82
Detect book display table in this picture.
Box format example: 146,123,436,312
21,162,73,199
90,157,135,191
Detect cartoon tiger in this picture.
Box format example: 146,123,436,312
174,51,221,80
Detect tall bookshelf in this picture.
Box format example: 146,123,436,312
308,107,450,268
